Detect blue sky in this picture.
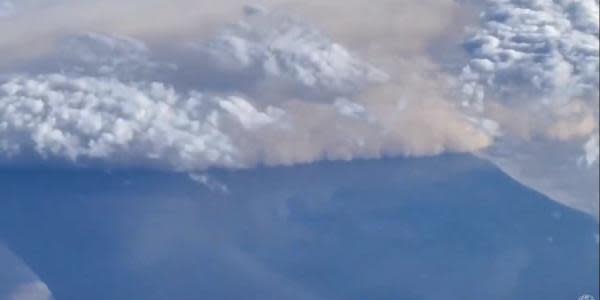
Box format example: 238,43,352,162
0,0,598,299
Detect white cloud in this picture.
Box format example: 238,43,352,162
8,281,52,300
461,0,599,133
333,98,367,119
0,9,491,171
0,74,238,169
189,173,230,193
0,70,489,170
218,96,284,130
581,134,600,167
460,0,599,216
0,0,596,216
0,0,460,69
199,10,388,96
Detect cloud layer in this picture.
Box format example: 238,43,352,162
0,6,490,170
461,0,599,141
460,0,599,215
0,0,597,215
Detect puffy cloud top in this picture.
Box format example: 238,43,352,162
461,0,599,157
459,0,599,216
462,0,599,105
0,0,596,215
202,10,388,95
0,8,490,170
0,75,237,169
0,71,488,170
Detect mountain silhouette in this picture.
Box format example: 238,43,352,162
0,154,598,300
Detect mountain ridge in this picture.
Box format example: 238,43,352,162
0,154,598,300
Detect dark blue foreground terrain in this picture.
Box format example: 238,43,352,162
0,155,598,300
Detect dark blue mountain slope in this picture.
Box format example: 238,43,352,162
0,155,598,300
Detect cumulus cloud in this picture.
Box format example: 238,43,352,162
198,10,388,98
462,0,599,101
0,7,490,170
0,0,597,215
0,0,460,68
0,71,488,170
459,0,599,216
461,0,599,142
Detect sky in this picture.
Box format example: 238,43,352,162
0,0,598,299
